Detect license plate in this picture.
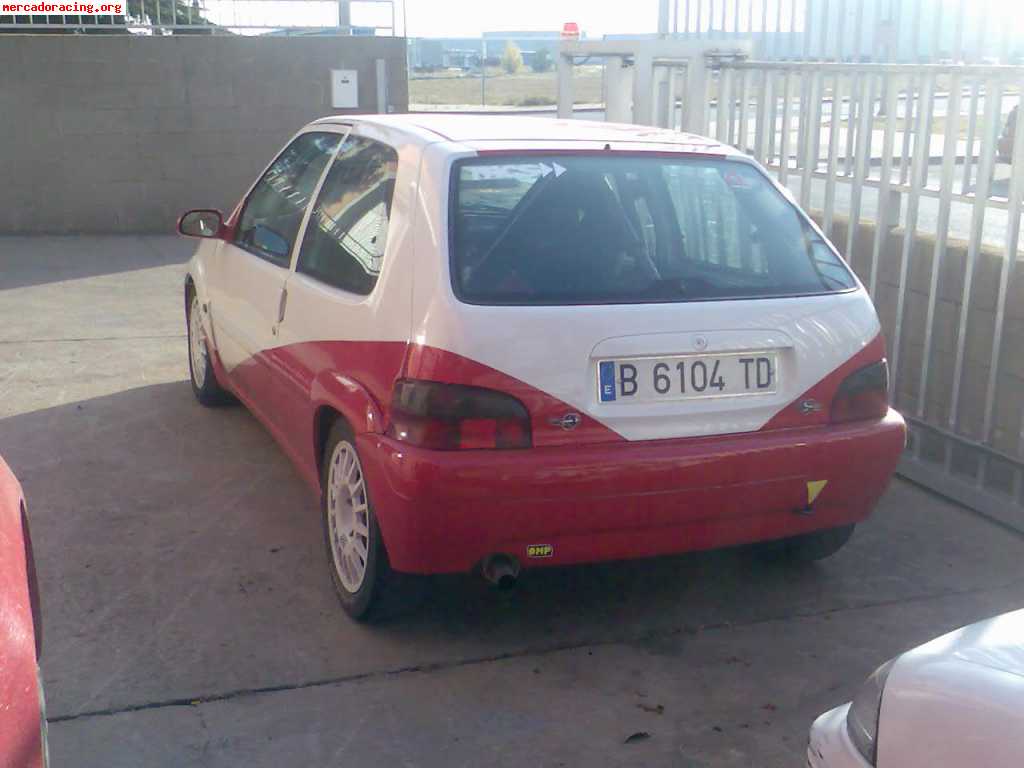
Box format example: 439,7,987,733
597,352,779,403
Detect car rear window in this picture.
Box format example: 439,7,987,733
450,155,857,305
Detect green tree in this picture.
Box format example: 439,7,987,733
501,42,523,75
531,47,553,73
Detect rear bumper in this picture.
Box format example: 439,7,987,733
357,409,906,574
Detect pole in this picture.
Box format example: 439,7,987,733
659,0,671,35
338,0,350,32
481,37,487,107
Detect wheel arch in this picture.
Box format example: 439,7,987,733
310,372,386,479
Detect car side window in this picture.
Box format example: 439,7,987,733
234,132,342,267
296,135,398,296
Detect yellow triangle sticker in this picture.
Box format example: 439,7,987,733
807,480,828,505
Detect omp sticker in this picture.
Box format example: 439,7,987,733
526,544,554,559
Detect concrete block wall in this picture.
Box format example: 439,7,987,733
821,215,1024,462
0,35,408,234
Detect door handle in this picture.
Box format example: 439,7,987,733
277,287,288,324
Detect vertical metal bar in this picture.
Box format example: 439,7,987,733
780,69,793,183
953,0,965,62
709,0,715,35
949,77,1003,431
962,81,981,195
891,0,902,62
696,0,703,38
823,73,844,237
734,0,741,35
898,76,916,184
931,0,942,60
803,0,813,59
910,0,922,63
789,0,798,59
869,72,901,298
747,0,754,35
818,0,829,59
738,67,751,151
843,73,861,176
982,81,1024,442
917,74,962,419
684,0,691,33
724,67,733,144
851,0,864,62
871,0,885,62
775,0,783,59
974,0,989,65
836,0,846,61
717,66,731,142
768,69,779,161
755,70,772,163
846,73,876,260
760,0,768,55
889,73,935,402
800,70,823,210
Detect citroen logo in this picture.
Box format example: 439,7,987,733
550,413,582,431
693,335,708,351
800,399,823,415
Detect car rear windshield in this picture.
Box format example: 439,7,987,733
449,155,857,305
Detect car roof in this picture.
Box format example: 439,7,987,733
310,113,736,155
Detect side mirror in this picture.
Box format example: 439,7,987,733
178,209,224,239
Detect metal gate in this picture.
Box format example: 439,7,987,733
558,48,1024,524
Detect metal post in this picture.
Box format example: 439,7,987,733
953,0,966,62
481,39,488,107
981,81,1024,442
338,0,350,30
659,0,671,35
890,73,936,403
779,70,793,182
818,0,830,60
869,71,901,298
800,70,824,209
823,73,843,237
917,74,963,419
846,73,875,259
557,52,573,119
949,77,1004,431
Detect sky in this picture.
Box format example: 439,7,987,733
202,0,1023,39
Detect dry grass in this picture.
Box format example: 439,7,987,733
410,66,603,107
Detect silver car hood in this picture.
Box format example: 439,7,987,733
909,607,1024,678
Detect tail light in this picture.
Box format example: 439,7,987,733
831,360,889,424
388,380,532,450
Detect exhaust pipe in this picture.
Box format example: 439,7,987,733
481,553,521,589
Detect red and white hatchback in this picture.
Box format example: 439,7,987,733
179,115,906,619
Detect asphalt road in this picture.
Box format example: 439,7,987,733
2,236,1023,767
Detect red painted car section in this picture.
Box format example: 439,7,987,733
203,327,905,575
358,409,906,573
0,457,44,768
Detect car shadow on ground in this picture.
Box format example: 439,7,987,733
6,377,1016,718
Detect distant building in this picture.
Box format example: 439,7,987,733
408,31,563,70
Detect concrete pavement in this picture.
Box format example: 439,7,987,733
2,236,1024,767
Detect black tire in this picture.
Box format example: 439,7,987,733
320,419,392,621
186,286,233,407
757,524,855,563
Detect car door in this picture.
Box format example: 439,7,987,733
206,130,343,429
270,133,401,467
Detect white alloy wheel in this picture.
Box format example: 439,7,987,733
189,294,208,389
327,440,371,593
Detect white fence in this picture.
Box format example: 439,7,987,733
707,61,1024,520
